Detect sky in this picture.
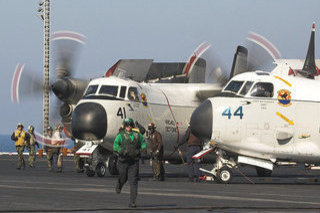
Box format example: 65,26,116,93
0,0,320,134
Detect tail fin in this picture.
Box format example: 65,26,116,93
229,46,248,79
183,42,211,80
300,22,317,79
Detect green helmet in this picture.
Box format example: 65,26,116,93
123,118,134,127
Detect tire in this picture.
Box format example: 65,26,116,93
216,166,232,184
256,167,272,177
96,162,106,177
108,156,119,175
85,167,95,177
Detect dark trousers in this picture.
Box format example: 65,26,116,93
16,146,25,168
186,145,201,180
117,160,139,203
152,155,165,180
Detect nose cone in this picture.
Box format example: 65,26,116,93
190,99,212,140
72,102,107,140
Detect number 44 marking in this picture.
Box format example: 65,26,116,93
222,106,243,119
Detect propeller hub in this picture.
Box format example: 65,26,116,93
52,79,71,100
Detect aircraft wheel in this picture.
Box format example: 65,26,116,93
108,156,119,175
216,166,232,184
96,162,106,177
256,167,272,177
85,167,95,177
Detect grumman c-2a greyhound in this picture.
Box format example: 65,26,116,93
190,23,320,183
71,42,229,177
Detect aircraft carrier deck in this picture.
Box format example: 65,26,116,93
1,155,320,212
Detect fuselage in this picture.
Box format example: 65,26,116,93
191,70,320,163
71,76,220,161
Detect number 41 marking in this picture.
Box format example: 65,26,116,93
222,106,243,119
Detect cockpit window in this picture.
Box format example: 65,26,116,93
99,85,118,96
224,81,244,93
119,86,126,98
239,81,253,95
250,82,274,97
84,85,98,96
128,87,139,101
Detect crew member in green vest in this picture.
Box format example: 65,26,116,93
113,118,146,208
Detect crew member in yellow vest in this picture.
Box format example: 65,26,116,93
11,123,27,170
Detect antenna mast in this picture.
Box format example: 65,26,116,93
38,0,50,136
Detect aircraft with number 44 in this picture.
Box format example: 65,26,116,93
190,23,320,183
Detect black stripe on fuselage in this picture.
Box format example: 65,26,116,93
82,95,123,101
215,92,320,104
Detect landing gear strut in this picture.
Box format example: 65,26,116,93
200,148,236,184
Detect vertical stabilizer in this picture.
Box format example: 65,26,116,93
229,46,248,79
301,22,317,79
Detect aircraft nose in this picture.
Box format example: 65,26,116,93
71,102,107,140
190,99,213,140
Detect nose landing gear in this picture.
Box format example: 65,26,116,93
198,147,236,184
77,142,118,177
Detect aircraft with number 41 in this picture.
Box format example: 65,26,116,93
190,23,320,183
71,42,226,177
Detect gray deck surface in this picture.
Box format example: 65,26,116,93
1,155,320,212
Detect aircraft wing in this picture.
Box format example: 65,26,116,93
145,62,186,81
105,59,189,82
105,59,153,82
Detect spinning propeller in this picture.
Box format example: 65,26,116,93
11,31,89,133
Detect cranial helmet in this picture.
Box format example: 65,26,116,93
28,125,34,132
17,123,24,128
123,118,135,127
